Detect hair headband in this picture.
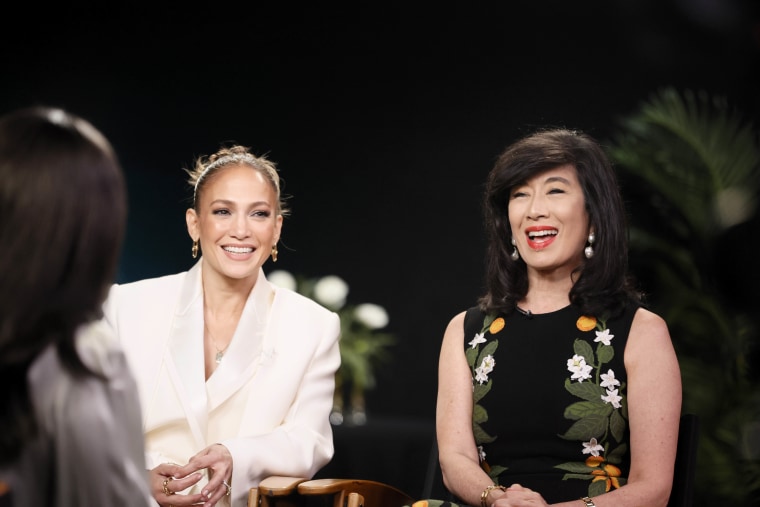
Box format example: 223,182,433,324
193,153,266,203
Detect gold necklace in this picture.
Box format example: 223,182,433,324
205,323,230,364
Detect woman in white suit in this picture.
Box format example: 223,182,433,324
101,145,341,507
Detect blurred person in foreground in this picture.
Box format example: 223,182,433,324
0,106,151,506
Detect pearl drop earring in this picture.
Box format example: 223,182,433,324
510,237,520,261
584,231,595,259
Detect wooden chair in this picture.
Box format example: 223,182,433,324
250,414,699,507
249,476,415,507
667,413,700,507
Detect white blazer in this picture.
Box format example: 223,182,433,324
101,260,341,507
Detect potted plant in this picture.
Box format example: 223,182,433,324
267,270,395,425
607,87,760,506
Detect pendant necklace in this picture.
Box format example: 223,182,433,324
205,323,230,364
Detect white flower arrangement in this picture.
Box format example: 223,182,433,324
267,269,395,425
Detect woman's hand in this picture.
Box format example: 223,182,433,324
493,484,550,507
150,462,204,506
174,443,234,506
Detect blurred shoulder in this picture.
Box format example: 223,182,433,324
74,319,132,377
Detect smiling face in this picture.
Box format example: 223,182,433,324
186,163,283,284
508,164,591,276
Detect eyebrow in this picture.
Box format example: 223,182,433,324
209,199,273,207
544,175,572,185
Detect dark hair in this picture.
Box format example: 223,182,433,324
0,106,127,464
478,128,640,318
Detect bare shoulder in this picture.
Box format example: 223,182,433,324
626,306,678,366
447,310,467,330
631,306,670,340
441,311,467,349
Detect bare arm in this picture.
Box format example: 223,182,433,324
436,311,508,506
498,308,682,507
437,308,682,507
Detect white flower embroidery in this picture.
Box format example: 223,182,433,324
480,355,495,373
474,355,495,384
567,354,593,382
594,328,614,346
602,388,623,408
582,438,605,456
469,332,486,349
600,369,620,389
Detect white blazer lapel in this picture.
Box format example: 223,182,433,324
165,261,208,449
206,269,273,409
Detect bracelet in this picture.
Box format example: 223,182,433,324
480,484,507,507
580,497,596,507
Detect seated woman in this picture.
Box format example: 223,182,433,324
429,128,681,507
101,144,341,507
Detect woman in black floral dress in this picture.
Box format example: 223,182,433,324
431,129,681,507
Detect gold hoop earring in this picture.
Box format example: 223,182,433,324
192,240,199,259
271,244,278,262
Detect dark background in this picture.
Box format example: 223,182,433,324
3,1,758,429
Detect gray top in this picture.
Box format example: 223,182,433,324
0,320,151,506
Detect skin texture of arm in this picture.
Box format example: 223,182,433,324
436,309,682,507
437,311,504,506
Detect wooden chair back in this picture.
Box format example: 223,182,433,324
250,476,415,507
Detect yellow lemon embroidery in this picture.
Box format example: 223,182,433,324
591,463,622,491
576,315,597,332
489,317,505,334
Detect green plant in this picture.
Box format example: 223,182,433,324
266,270,395,425
607,87,760,505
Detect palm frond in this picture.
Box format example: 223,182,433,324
610,87,760,238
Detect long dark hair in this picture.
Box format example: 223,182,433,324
478,128,640,318
0,106,127,464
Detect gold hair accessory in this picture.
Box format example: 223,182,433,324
192,240,199,259
271,244,278,262
194,153,263,203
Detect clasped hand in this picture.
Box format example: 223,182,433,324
152,444,233,507
492,484,550,507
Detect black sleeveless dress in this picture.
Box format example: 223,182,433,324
461,302,638,503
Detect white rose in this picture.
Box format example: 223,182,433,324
354,303,389,329
314,275,349,309
267,270,297,291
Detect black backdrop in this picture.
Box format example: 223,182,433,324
3,1,758,423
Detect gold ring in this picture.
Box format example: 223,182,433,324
223,479,231,496
162,477,175,496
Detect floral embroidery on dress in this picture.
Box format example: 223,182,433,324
466,311,629,495
554,315,629,496
466,314,507,480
